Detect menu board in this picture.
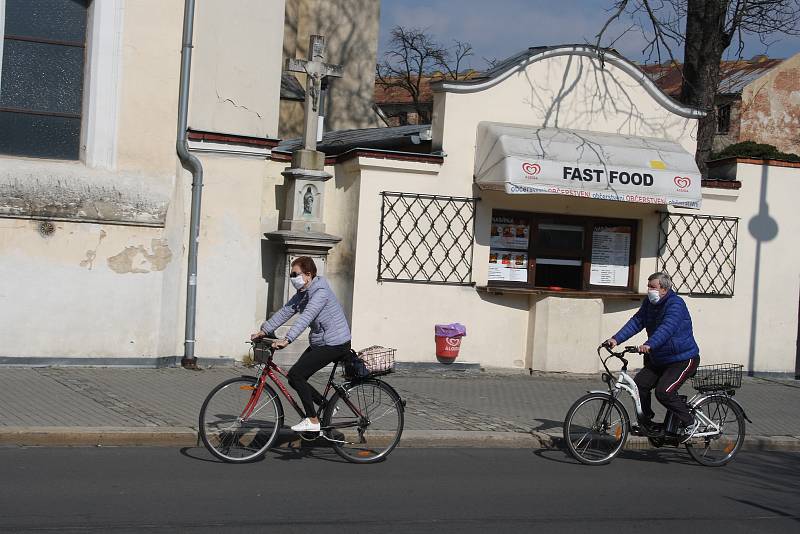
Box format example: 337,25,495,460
488,250,528,282
490,215,529,250
590,225,631,287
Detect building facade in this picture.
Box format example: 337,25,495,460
1,2,797,376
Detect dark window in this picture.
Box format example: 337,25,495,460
0,0,89,160
717,104,731,134
397,111,409,126
489,210,637,291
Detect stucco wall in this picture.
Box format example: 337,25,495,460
681,163,800,373
740,52,800,155
0,219,172,358
190,0,285,138
0,0,286,362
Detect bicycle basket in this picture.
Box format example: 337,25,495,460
690,363,743,392
252,342,273,365
348,346,395,378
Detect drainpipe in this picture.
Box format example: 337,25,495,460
176,0,202,369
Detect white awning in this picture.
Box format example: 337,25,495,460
474,123,702,209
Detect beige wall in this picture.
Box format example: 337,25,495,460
190,0,285,138
683,163,800,372
0,0,288,362
0,218,173,358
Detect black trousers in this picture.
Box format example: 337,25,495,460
288,341,351,418
634,357,700,425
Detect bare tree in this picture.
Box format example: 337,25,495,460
376,26,473,123
596,0,800,176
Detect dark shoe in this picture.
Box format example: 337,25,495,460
640,420,664,437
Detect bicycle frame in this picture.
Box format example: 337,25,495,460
594,346,722,439
241,342,368,433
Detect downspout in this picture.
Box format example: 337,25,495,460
176,0,202,369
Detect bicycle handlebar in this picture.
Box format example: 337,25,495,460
247,336,282,348
597,343,643,374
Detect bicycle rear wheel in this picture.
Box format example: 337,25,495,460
322,379,404,464
563,393,630,465
685,395,745,467
199,376,284,463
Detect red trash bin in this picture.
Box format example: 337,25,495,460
435,335,462,359
434,323,467,360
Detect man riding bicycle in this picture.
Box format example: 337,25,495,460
605,272,700,441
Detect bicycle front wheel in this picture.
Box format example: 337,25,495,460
685,395,745,467
322,379,404,463
563,393,630,465
199,376,284,463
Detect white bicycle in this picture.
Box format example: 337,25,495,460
563,344,750,466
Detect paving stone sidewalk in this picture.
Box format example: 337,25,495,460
0,365,798,447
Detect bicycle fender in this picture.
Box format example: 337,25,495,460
693,393,752,423
588,390,610,395
724,395,753,423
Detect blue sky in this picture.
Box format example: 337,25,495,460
379,0,800,69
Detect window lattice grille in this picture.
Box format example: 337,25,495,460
657,212,739,296
378,192,478,285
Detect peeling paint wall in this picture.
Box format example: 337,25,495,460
0,220,169,357
0,159,170,226
740,52,800,155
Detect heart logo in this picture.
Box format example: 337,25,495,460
522,162,541,176
445,337,462,348
674,176,691,189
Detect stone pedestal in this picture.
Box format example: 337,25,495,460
264,151,342,359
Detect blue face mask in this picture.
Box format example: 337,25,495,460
647,289,661,304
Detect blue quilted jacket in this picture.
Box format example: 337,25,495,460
613,290,700,366
261,276,351,347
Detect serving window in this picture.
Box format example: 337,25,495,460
488,210,637,291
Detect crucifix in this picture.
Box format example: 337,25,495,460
286,35,343,153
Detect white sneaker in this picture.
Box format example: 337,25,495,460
291,418,320,433
680,419,700,443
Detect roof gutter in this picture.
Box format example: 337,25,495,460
176,0,202,369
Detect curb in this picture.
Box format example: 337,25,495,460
1,427,798,452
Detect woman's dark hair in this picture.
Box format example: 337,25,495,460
291,256,317,277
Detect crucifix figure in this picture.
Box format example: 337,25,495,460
286,35,343,152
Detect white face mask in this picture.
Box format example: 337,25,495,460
290,274,306,290
647,289,661,304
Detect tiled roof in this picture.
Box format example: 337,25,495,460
640,57,783,96
374,71,480,105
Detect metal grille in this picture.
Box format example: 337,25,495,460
657,212,739,296
378,192,478,284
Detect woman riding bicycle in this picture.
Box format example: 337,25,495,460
251,256,351,433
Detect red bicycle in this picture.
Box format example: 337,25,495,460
198,338,405,463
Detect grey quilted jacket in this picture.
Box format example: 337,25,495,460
260,276,351,347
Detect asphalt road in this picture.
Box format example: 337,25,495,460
0,446,798,533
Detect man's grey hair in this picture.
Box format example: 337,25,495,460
648,272,673,290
